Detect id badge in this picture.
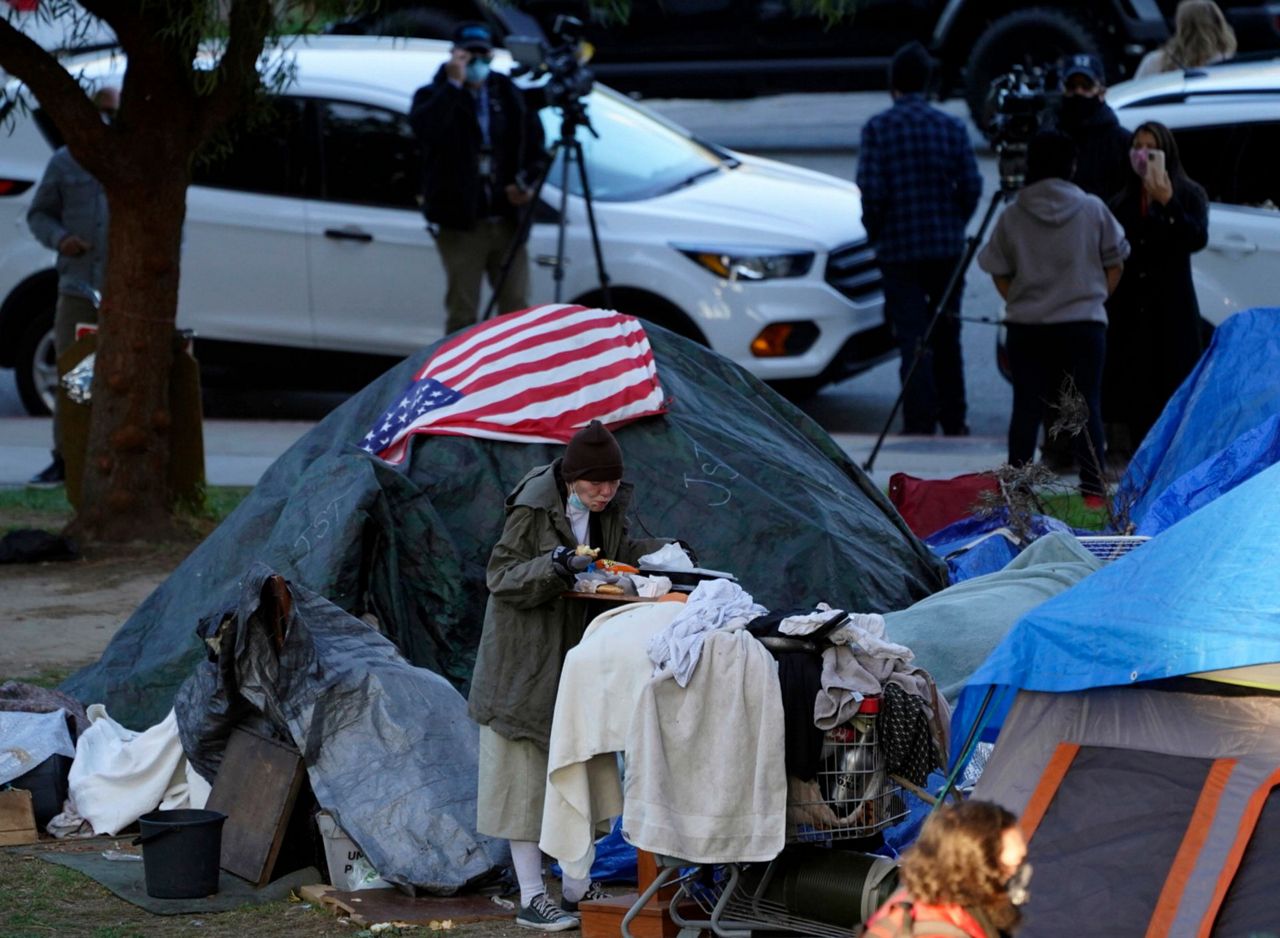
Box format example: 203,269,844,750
477,152,493,177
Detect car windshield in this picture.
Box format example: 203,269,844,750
537,88,726,202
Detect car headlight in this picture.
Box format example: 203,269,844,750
676,247,814,281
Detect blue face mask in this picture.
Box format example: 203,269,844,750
567,488,587,512
465,59,491,85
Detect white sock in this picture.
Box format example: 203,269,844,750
562,874,589,904
510,840,545,907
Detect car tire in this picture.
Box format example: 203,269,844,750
14,301,57,417
369,8,462,40
966,6,1108,136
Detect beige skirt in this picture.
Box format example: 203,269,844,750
476,724,549,842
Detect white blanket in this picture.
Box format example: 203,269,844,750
68,705,211,836
539,601,683,879
646,579,767,687
623,629,786,864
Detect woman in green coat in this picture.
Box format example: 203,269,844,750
467,420,675,932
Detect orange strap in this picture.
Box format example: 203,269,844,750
1018,742,1079,842
1145,758,1236,938
1197,766,1280,937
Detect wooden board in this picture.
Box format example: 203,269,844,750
300,883,515,926
0,789,38,846
206,728,306,887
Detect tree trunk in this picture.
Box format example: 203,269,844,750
68,147,191,542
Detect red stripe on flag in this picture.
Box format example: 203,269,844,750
433,312,637,389
430,355,658,428
422,305,590,379
450,334,656,398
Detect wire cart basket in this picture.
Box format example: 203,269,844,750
1076,534,1151,563
787,697,910,842
623,697,904,938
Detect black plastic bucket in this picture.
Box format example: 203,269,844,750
133,809,227,899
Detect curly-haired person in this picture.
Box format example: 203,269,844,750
864,801,1031,938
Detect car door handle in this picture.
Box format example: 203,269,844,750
1208,235,1257,255
324,227,373,243
534,254,564,267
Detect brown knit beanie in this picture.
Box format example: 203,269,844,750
562,420,624,482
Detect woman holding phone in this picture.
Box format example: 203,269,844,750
1103,121,1210,459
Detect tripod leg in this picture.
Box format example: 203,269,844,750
482,140,562,321
569,138,612,308
552,134,575,303
863,189,1008,473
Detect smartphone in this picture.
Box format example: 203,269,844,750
1145,149,1166,177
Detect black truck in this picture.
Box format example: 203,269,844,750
334,0,1280,122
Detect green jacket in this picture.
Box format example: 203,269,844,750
467,458,670,749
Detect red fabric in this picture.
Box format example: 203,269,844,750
888,472,999,539
863,889,990,938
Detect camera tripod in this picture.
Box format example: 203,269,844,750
483,96,611,320
862,184,1013,473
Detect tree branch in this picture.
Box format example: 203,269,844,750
0,17,108,157
195,0,273,143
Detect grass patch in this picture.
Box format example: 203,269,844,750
0,486,251,535
1040,492,1109,531
0,669,72,690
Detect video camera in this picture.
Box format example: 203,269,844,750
985,64,1059,191
507,15,595,117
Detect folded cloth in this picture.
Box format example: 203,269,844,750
539,602,683,880
815,613,920,730
637,543,695,572
624,629,786,865
778,603,846,636
646,579,768,687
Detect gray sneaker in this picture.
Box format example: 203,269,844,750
561,881,612,915
516,893,578,932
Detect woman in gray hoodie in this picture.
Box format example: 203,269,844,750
978,130,1129,498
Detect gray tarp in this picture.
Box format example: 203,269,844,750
884,532,1102,700
64,321,946,729
175,563,505,893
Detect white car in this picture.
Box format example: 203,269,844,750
1108,59,1280,327
0,35,890,414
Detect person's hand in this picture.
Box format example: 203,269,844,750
445,48,468,85
58,235,90,257
552,546,592,578
1145,166,1173,205
505,183,533,206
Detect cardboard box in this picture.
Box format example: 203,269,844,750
0,789,39,846
316,811,390,892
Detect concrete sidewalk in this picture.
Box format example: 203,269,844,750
0,416,1008,490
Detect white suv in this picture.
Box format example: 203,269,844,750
0,36,891,414
1108,59,1280,326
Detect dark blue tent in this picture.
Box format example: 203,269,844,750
1118,307,1280,531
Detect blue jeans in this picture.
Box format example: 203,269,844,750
880,258,967,435
1006,321,1107,495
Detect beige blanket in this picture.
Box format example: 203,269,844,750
622,629,786,864
538,602,682,879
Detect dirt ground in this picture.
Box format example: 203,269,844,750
1,541,181,680
0,531,589,937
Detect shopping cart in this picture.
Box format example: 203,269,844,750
621,698,904,937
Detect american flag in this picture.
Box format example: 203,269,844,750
361,304,667,465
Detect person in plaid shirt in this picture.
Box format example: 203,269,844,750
858,42,982,436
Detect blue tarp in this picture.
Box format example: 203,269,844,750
953,460,1280,764
1119,307,1280,528
926,511,1077,583
1137,414,1280,536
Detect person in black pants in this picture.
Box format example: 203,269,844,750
857,42,983,436
978,131,1129,499
410,22,546,335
